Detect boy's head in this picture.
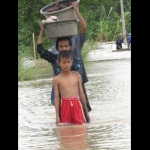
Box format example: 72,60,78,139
57,51,73,70
58,51,73,62
56,37,72,52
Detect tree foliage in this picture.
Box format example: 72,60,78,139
18,0,131,57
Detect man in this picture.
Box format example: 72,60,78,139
50,2,92,111
37,2,92,112
127,32,131,49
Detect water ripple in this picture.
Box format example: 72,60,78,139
19,58,131,150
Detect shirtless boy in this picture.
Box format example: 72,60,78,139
53,51,90,125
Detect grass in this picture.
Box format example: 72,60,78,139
82,39,95,61
18,40,95,81
18,58,53,81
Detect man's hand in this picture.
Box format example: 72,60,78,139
39,22,45,31
37,22,45,44
71,71,80,76
72,1,79,10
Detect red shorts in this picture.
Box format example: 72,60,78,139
60,97,86,124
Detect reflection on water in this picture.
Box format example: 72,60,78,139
55,125,90,150
18,55,131,150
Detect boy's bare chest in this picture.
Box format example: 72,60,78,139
59,76,78,87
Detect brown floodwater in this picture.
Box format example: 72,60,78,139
18,54,131,150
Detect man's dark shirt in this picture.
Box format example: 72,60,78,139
37,44,83,80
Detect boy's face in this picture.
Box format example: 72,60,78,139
58,40,71,52
58,57,73,72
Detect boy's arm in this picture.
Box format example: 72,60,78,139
37,22,57,63
78,75,90,123
53,77,61,125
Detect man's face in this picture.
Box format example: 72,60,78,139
58,40,71,52
117,37,120,40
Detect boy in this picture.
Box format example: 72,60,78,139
50,1,92,111
53,51,90,125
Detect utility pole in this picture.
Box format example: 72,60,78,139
120,0,127,45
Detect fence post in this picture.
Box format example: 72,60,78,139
33,33,38,80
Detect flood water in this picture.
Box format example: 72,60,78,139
18,50,131,150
